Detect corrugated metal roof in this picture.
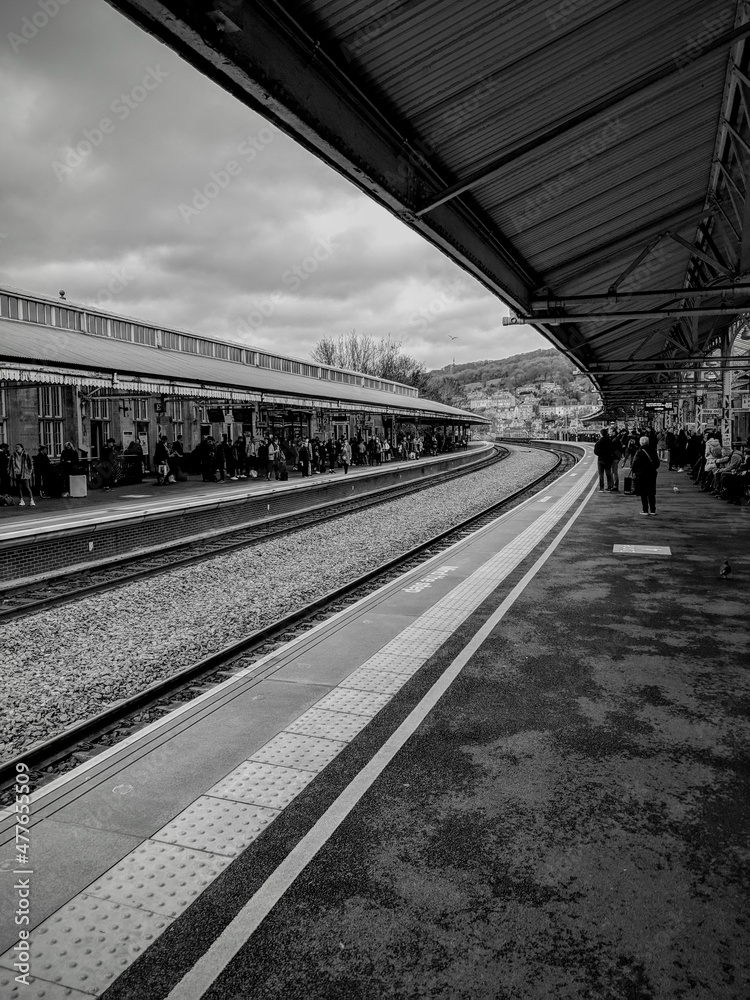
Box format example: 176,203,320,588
103,0,750,402
0,319,480,421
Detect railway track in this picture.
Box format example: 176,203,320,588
0,445,506,622
0,446,576,800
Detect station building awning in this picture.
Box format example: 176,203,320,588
0,317,483,424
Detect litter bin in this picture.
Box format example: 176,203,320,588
69,474,87,498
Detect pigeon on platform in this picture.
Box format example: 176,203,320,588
719,559,732,580
673,486,679,492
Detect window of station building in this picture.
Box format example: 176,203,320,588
0,294,20,320
257,353,272,368
38,386,64,456
87,313,108,337
90,397,110,421
181,336,199,354
38,386,63,419
25,300,53,325
39,418,64,457
111,320,133,341
198,340,215,357
54,307,83,332
167,399,184,438
133,324,157,346
163,331,181,351
166,399,183,421
228,346,243,362
132,398,149,421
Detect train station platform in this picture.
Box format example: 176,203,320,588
0,443,491,590
1,449,747,999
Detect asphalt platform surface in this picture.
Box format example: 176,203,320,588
103,469,749,1000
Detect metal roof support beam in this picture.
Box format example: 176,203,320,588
414,21,750,216
665,231,735,279
716,162,746,230
607,236,666,295
712,195,742,243
699,224,731,276
532,285,750,307
504,307,749,324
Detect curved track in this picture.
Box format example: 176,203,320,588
0,445,505,622
0,445,576,797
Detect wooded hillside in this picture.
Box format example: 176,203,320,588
430,349,583,390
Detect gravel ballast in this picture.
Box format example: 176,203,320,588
1,448,559,761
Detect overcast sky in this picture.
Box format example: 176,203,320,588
0,0,547,371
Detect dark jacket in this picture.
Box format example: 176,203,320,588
631,445,660,483
594,434,613,462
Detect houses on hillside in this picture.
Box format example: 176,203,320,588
464,379,601,436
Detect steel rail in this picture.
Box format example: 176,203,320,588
0,448,505,623
0,446,575,793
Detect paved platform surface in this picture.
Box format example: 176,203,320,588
1,459,747,999
0,452,460,533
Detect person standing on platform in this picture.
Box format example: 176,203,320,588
594,428,613,491
609,433,623,492
298,438,310,477
340,437,351,475
257,437,269,480
12,444,34,507
631,435,660,515
33,444,53,498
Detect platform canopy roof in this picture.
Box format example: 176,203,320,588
107,0,750,409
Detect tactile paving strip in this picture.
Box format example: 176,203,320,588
151,796,278,857
8,465,596,996
83,839,232,918
362,651,425,675
339,667,412,694
285,707,370,741
314,688,391,716
0,894,170,996
250,731,347,771
206,761,315,809
0,970,94,999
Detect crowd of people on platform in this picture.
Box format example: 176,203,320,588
187,429,468,486
593,424,750,515
0,428,470,505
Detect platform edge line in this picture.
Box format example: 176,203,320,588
162,477,598,1000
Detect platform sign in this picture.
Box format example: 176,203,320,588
613,545,671,555
741,394,750,410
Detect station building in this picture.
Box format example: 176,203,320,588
0,286,484,468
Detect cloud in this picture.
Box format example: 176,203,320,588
0,0,549,370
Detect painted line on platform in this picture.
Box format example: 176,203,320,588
164,477,599,1000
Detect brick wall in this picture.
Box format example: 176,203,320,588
0,448,488,588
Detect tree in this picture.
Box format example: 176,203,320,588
311,330,428,391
